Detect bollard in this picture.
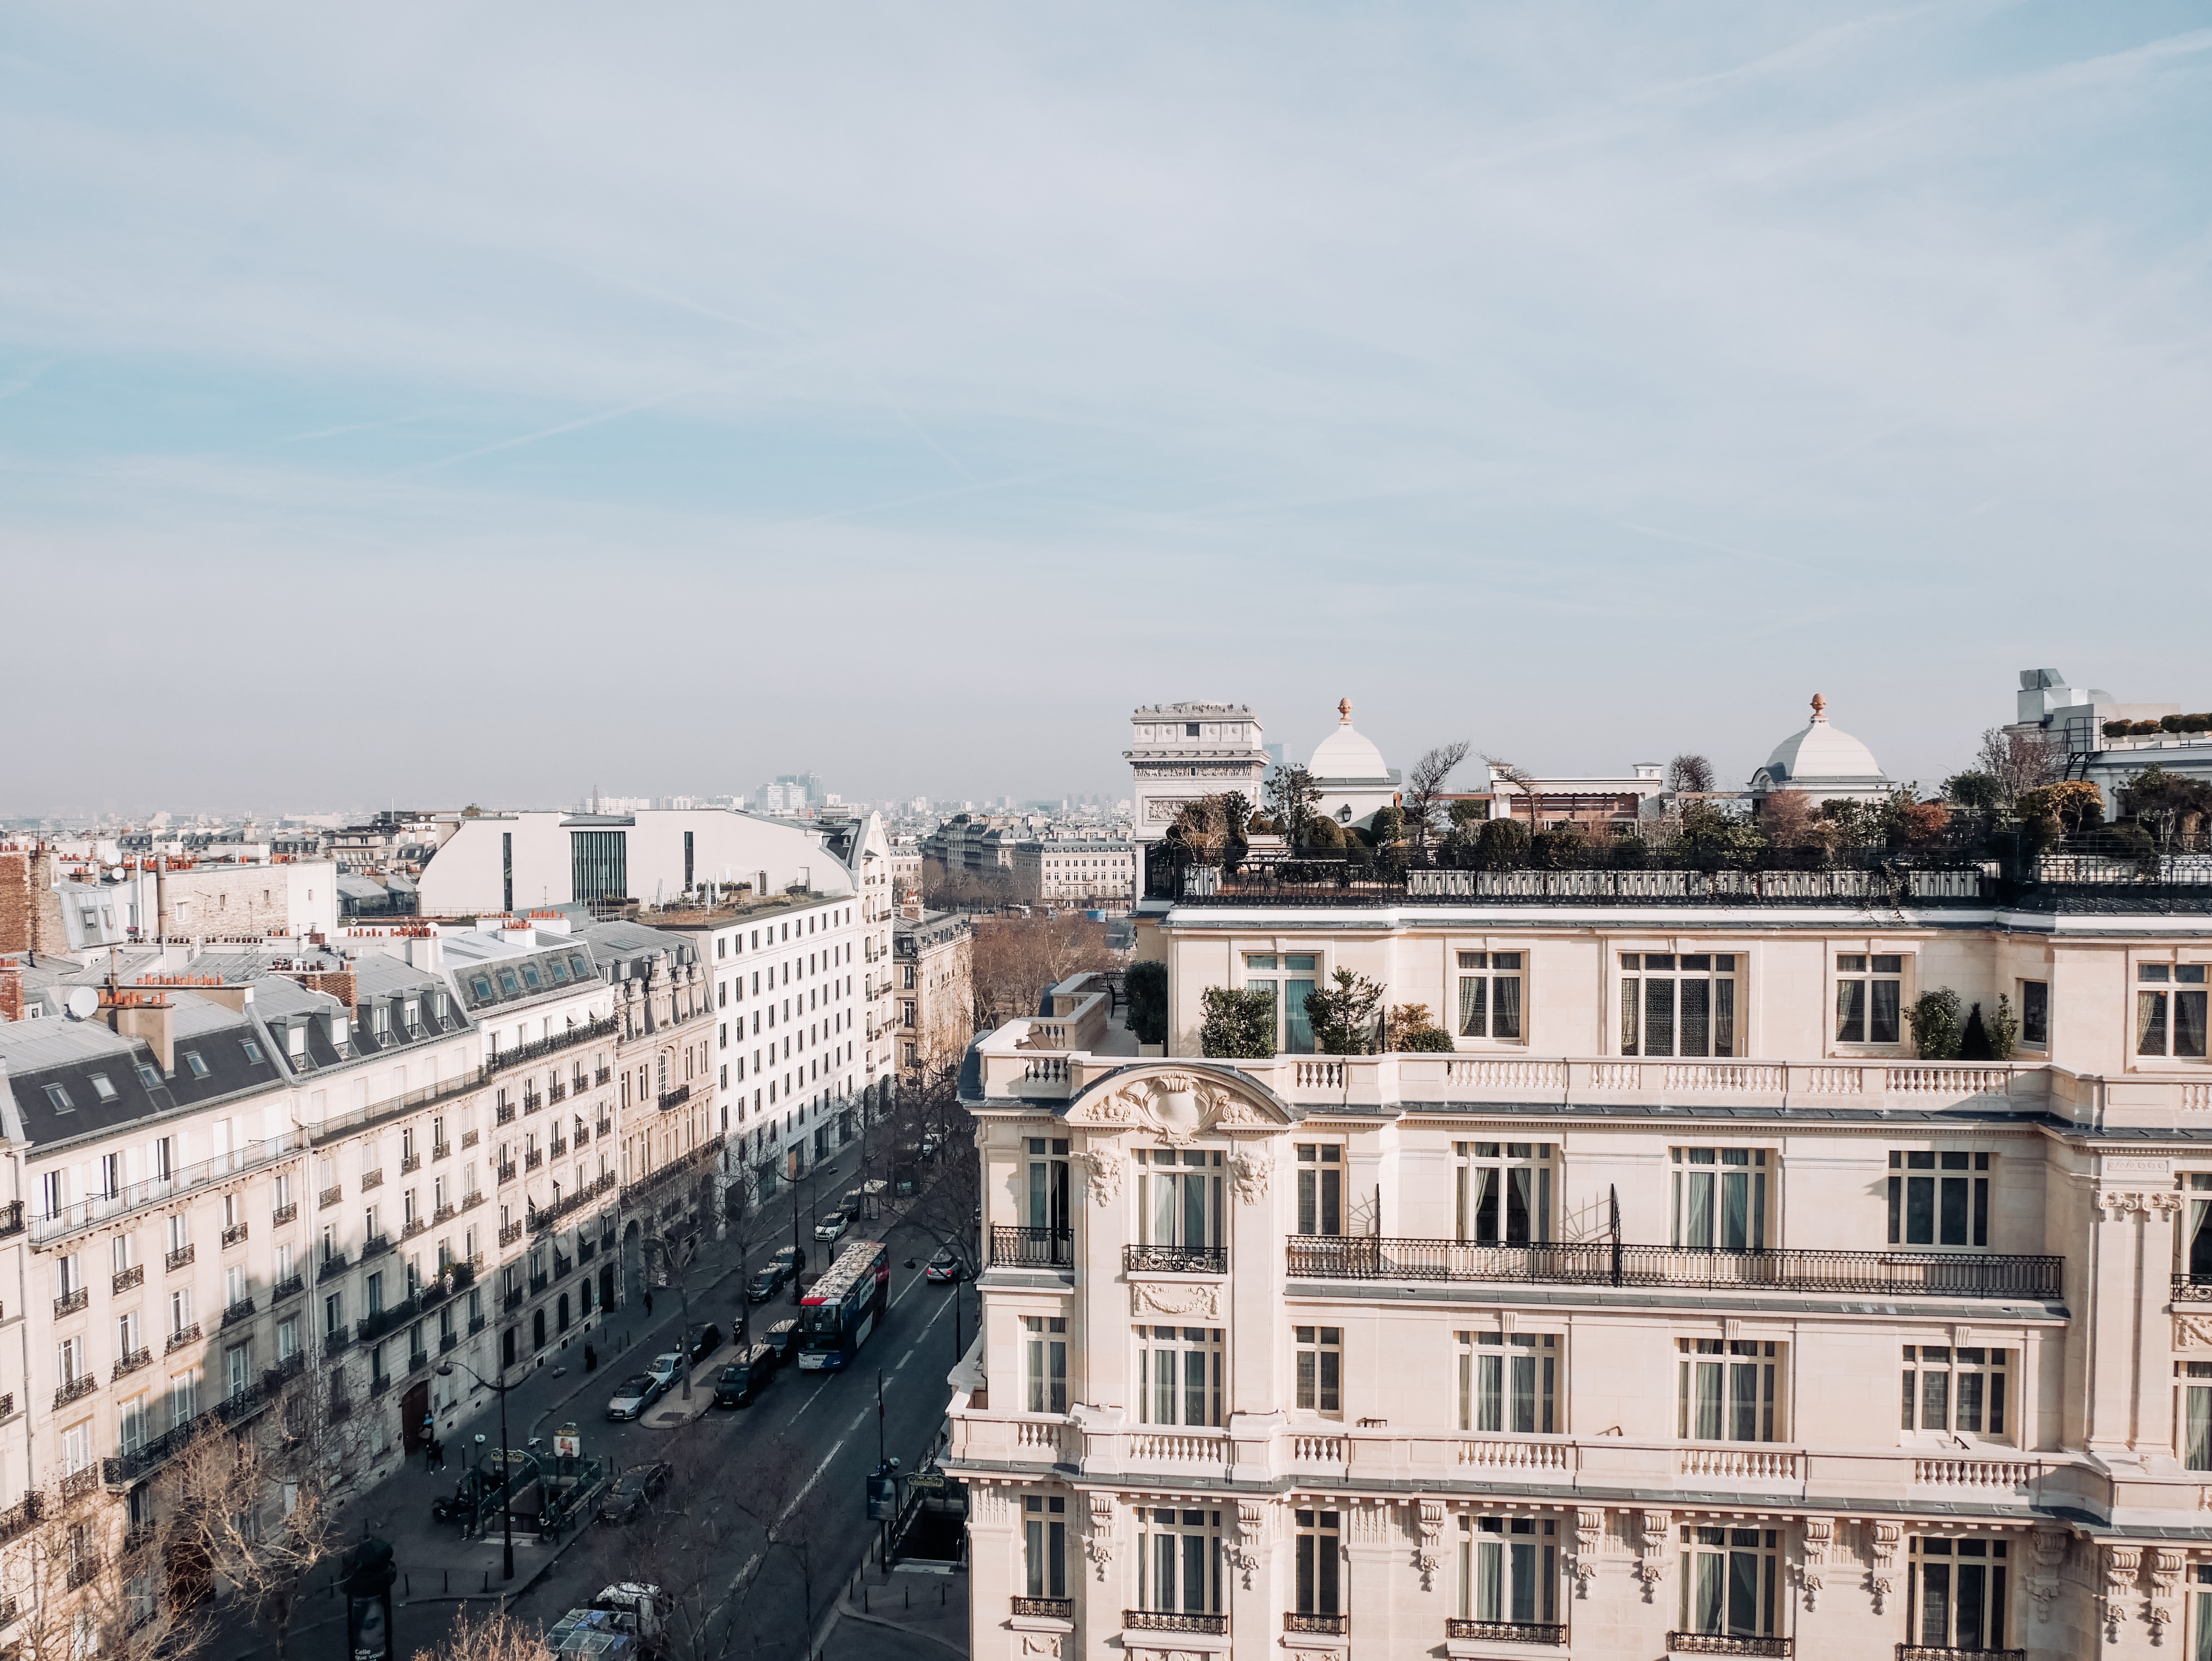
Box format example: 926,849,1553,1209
405,1574,410,1596
939,1583,946,1606
444,1570,450,1594
483,1570,490,1593
905,1585,909,1610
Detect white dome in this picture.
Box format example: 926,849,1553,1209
1309,698,1391,780
1753,693,1889,791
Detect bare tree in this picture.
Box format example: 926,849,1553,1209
882,1065,982,1276
643,1172,719,1398
1481,754,1540,826
1975,726,2065,803
1402,742,1470,853
1666,753,1716,793
409,1607,551,1661
6,1460,212,1661
1756,789,1820,848
969,912,1111,1029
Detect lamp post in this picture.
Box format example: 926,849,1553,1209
435,1352,515,1582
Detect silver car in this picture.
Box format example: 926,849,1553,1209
605,1373,664,1422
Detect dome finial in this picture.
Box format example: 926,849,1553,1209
1337,697,1353,724
1810,692,1828,723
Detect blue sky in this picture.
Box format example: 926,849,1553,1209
5,3,2210,816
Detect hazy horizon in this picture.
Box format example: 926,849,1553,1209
5,4,2209,816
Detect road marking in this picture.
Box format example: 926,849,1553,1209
893,1289,956,1372
705,1393,874,1626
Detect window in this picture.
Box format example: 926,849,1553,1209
2181,1362,2212,1469
1904,1346,2009,1436
43,1083,73,1112
2140,964,2209,1058
169,1289,194,1337
1027,1139,1072,1237
1620,954,1738,1056
1244,953,1317,1054
1907,1537,2008,1652
1024,1317,1067,1413
89,1074,117,1103
1459,1516,1557,1627
1835,954,1904,1044
1024,1496,1067,1599
2021,980,2049,1048
1671,1148,1768,1252
1294,1326,1341,1417
1137,1148,1220,1257
183,1049,211,1079
1457,1331,1557,1433
1139,1507,1222,1615
1456,1142,1552,1244
1456,952,1525,1040
240,1038,264,1065
1678,1526,1778,1640
1137,1326,1222,1426
1296,1145,1342,1237
1887,1151,1990,1247
1294,1509,1340,1617
1676,1339,1782,1442
57,1334,86,1386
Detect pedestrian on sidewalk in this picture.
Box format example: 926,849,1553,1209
644,1290,654,1316
422,1414,437,1470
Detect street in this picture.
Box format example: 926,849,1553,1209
252,1148,972,1661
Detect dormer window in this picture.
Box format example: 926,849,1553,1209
240,1039,265,1065
89,1074,118,1103
43,1083,74,1112
549,959,570,983
182,1051,210,1079
136,1064,161,1090
471,976,494,1001
402,1000,420,1031
497,972,520,998
521,964,542,990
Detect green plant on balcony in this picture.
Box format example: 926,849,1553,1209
1385,1003,1455,1054
1199,986,1275,1059
1305,968,1385,1056
1905,987,1966,1061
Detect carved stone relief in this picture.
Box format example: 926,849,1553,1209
1131,1280,1221,1320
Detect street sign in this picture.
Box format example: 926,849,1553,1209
866,1474,898,1520
906,1466,946,1493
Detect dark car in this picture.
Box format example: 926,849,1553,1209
685,1322,722,1362
746,1262,790,1302
599,1461,672,1523
713,1343,779,1408
760,1318,800,1365
771,1244,803,1275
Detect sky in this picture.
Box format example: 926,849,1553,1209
4,2,2211,818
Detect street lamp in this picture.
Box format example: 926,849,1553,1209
435,1351,515,1582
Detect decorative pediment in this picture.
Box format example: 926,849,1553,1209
1064,1065,1290,1144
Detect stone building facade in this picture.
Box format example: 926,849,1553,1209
895,909,974,1090
949,877,2212,1661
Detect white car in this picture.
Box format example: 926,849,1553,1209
645,1351,685,1391
814,1211,851,1243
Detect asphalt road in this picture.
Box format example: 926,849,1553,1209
410,1196,968,1661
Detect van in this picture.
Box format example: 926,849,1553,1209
714,1343,779,1409
760,1318,800,1365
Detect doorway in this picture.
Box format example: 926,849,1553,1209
400,1380,431,1455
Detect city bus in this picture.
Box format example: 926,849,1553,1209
797,1239,890,1371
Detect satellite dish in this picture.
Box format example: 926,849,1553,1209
65,988,99,1021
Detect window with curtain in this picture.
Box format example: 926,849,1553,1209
1023,1495,1067,1600
1295,1509,1341,1616
1294,1326,1342,1418
1457,1332,1558,1434
1137,1149,1222,1261
1459,1516,1557,1626
1456,952,1525,1040
1678,1526,1778,1639
1296,1145,1343,1237
2182,1362,2212,1471
1026,1138,1070,1236
1907,1537,2008,1652
1888,1151,1990,1247
1835,954,1905,1044
1671,1148,1768,1252
1136,1326,1223,1427
1676,1339,1782,1442
1138,1507,1221,1614
1024,1317,1067,1414
1244,953,1317,1054
2187,1174,2212,1289
1457,1143,1553,1244
2140,963,2210,1058
1902,1346,2010,1436
1620,954,1738,1056
2021,979,2050,1048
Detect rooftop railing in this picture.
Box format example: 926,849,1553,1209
1287,1237,2064,1302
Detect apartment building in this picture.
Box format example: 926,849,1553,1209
895,909,974,1089
946,696,2212,1661
1014,841,1138,907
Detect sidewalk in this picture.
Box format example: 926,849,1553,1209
820,1568,970,1661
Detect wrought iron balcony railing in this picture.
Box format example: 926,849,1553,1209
991,1226,1074,1268
1123,1611,1226,1635
1288,1237,2063,1302
273,1202,298,1226
1124,1243,1227,1275
1666,1636,1792,1658
112,1264,144,1293
1447,1619,1567,1645
1284,1613,1346,1635
54,1287,89,1317
1895,1649,2024,1661
1011,1597,1072,1620
222,1222,249,1247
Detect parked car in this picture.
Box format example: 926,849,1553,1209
924,1249,963,1284
645,1352,685,1391
813,1211,850,1243
684,1322,722,1362
746,1263,789,1302
713,1343,779,1408
599,1461,672,1523
760,1318,800,1365
604,1374,664,1422
771,1244,804,1277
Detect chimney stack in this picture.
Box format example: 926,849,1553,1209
106,990,175,1076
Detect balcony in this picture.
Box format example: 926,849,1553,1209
496,1102,517,1126
595,1068,612,1088
1285,1613,1347,1636
503,1289,524,1313
1448,1619,1566,1644
362,1233,394,1260
1667,1637,1792,1658
113,1347,151,1381
112,1264,144,1294
596,1117,612,1137
166,1244,196,1272
1896,1649,2024,1661
1124,1611,1226,1635
318,1253,350,1282
319,1186,343,1211
529,1274,550,1296
0,1202,20,1238
356,1296,420,1343
497,1161,518,1185
991,1226,1074,1269
401,1154,421,1174
433,1203,457,1225
272,1203,298,1227
54,1376,97,1409
322,1329,352,1357
500,1221,525,1248
525,1150,544,1172
0,1494,41,1547
54,1287,89,1318
1011,1597,1073,1621
659,1085,691,1112
550,1138,568,1158
31,1135,302,1247
272,1274,305,1303
1125,1243,1226,1275
166,1323,201,1352
522,1093,542,1116
223,1222,248,1248
548,1079,568,1105
223,1298,256,1327
1286,1238,2064,1303
402,1218,428,1240
462,1127,481,1148
361,1169,385,1191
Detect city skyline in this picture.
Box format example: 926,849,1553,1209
6,5,2211,809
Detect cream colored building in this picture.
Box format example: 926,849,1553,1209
1016,842,1139,907
895,909,974,1089
949,850,2212,1661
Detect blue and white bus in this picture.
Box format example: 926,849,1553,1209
797,1239,890,1371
